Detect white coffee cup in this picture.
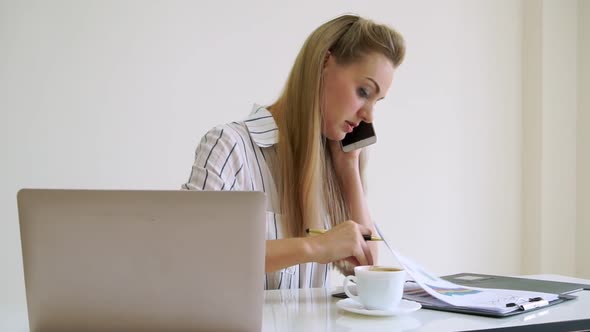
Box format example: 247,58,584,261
343,265,406,310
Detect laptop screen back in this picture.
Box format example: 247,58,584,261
18,189,266,332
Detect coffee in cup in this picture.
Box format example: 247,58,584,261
343,265,406,310
368,266,403,272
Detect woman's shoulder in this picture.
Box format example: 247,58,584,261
203,105,275,145
200,121,249,146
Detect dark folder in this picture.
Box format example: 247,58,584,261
442,273,590,295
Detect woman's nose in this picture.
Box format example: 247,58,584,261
359,105,374,123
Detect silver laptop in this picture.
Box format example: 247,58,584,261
17,189,266,332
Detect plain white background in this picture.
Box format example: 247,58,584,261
0,0,587,326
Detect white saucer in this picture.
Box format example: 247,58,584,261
336,299,421,317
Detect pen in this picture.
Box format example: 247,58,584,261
305,228,383,241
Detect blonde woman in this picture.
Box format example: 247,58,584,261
182,14,405,289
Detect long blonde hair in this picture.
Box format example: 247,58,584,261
271,14,405,237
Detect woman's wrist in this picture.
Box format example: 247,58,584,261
304,235,326,264
265,237,325,272
334,158,359,176
335,165,362,194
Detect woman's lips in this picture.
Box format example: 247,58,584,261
344,121,357,133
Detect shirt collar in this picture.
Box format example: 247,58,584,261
244,104,279,147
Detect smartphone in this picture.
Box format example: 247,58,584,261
340,121,377,152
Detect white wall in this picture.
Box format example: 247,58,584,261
522,0,543,274
522,0,582,277
540,0,578,276
578,0,590,279
1,0,525,325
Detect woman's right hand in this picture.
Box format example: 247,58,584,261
307,220,374,267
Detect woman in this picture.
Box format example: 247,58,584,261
182,14,405,289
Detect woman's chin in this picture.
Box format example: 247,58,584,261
329,134,346,142
322,130,345,142
326,130,346,141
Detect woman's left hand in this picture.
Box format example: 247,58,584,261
327,140,360,177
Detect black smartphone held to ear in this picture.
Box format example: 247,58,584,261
340,121,377,152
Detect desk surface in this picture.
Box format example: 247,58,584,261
263,274,590,332
4,274,589,331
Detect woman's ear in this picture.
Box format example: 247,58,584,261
323,51,332,68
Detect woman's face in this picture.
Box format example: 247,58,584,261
321,52,394,141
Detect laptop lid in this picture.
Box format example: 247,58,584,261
17,189,266,332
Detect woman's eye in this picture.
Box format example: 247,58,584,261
357,87,369,99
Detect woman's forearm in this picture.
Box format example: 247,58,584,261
266,219,376,273
265,238,314,273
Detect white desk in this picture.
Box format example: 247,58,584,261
4,275,589,331
263,275,590,332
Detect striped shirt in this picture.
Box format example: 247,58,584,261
182,104,330,290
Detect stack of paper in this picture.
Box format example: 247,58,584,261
396,252,560,316
373,226,562,316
